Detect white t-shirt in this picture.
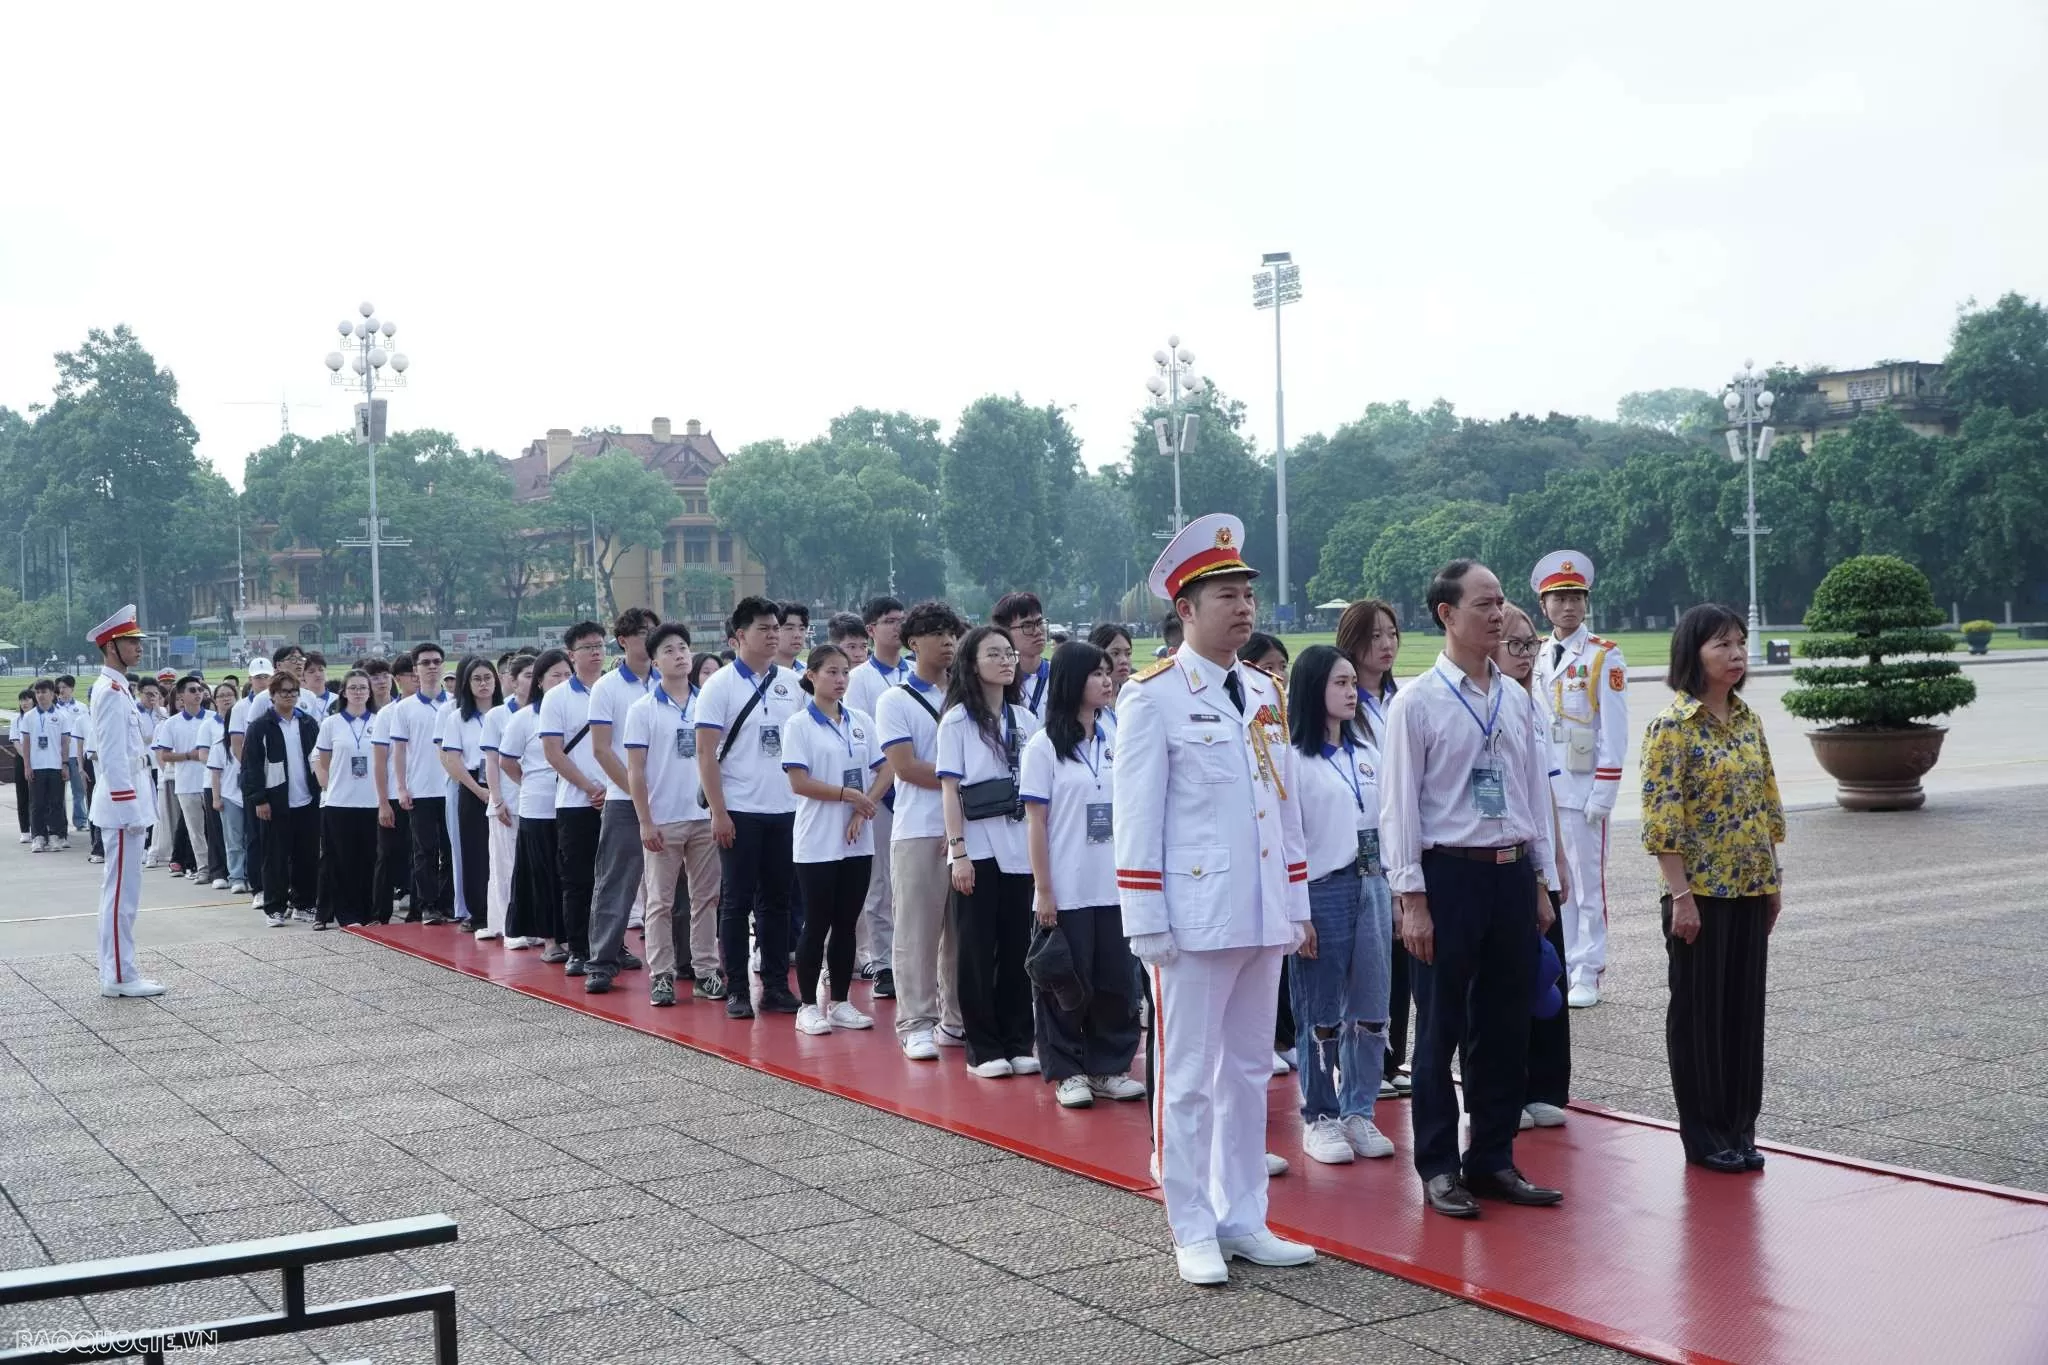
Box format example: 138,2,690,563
228,694,260,744
621,682,709,827
267,712,313,809
300,689,331,723
206,725,240,806
694,659,803,816
154,711,216,796
435,705,489,780
17,707,66,771
847,653,911,725
61,699,88,756
586,662,654,802
388,691,453,798
1019,722,1118,911
876,676,947,841
1018,659,1052,717
369,699,402,797
1301,733,1382,881
481,700,523,805
781,702,884,863
316,709,380,809
500,705,557,820
935,702,1039,875
537,674,605,811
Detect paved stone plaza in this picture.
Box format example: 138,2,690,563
3,668,2045,1364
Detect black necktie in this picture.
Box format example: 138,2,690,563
1551,642,1565,671
1223,669,1245,716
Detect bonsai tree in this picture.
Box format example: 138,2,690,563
1783,555,1977,729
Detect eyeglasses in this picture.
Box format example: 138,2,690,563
1502,637,1541,656
570,641,603,653
982,649,1021,664
1012,617,1047,633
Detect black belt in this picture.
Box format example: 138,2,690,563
1431,843,1526,865
1310,860,1360,885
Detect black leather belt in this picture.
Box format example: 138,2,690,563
1431,843,1526,865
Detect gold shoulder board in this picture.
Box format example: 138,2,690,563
1133,656,1176,684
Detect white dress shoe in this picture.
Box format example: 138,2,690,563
1219,1228,1316,1267
1525,1102,1569,1127
1272,1050,1294,1075
100,979,167,999
1265,1152,1290,1177
1174,1239,1228,1286
1567,983,1600,1008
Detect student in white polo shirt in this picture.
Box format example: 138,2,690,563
206,681,250,892
312,668,381,926
369,653,417,922
624,622,721,1008
17,679,68,850
500,649,569,955
696,595,805,1019
436,655,502,937
991,592,1053,717
387,640,453,924
539,622,610,973
152,677,219,887
582,608,658,994
481,654,534,945
846,595,909,998
781,643,891,1037
878,600,967,1059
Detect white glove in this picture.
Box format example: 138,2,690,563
1128,932,1179,968
1287,920,1310,954
1584,806,1608,828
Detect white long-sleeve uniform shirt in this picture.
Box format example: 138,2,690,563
1532,624,1628,815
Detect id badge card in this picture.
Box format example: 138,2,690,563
1471,766,1507,818
1357,828,1382,877
841,766,864,793
758,724,781,759
675,727,697,759
350,754,369,778
36,734,48,749
1086,802,1113,844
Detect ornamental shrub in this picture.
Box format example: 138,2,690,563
1783,556,1976,728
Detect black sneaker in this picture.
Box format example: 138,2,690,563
725,994,754,1020
564,957,587,977
760,988,802,1015
584,973,614,995
423,912,450,926
456,920,478,934
311,921,331,932
872,968,896,999
650,972,677,1007
619,950,643,971
694,970,727,1001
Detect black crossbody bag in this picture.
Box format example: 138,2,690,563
695,665,777,809
958,704,1023,823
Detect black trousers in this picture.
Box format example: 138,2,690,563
407,795,451,919
243,800,267,896
1034,904,1143,1083
11,761,27,833
794,856,871,1006
319,806,378,925
952,859,1035,1067
1385,938,1412,1081
1524,893,1573,1107
1274,972,1295,1052
203,802,228,883
452,783,490,928
28,770,65,838
509,816,561,941
1409,849,1540,1183
259,801,320,916
1665,893,1770,1162
373,805,410,923
718,811,795,997
555,805,602,959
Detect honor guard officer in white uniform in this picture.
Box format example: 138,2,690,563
1530,551,1627,1007
1115,513,1316,1287
87,607,165,998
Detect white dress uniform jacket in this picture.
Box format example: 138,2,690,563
1532,624,1628,816
89,667,155,830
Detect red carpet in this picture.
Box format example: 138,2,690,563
353,924,2048,1364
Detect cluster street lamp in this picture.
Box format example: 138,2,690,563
1723,359,1777,665
1253,252,1302,618
1145,336,1206,536
324,302,411,652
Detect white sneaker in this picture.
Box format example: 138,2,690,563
16,833,28,844
1379,1078,1398,1099
211,878,229,890
140,851,157,866
1219,1228,1316,1267
748,945,761,973
251,892,265,908
1009,1055,1040,1075
826,1001,873,1030
32,837,47,853
1272,1050,1294,1075
1265,1152,1290,1177
1175,1239,1228,1286
901,1031,938,1061
1567,983,1600,1008
100,978,167,999
266,912,289,928
1525,1102,1569,1128
969,1058,1014,1078
1056,1075,1094,1108
1089,1074,1147,1101
795,1004,832,1036
185,869,203,881
1303,1116,1355,1165
505,936,538,950
1519,1108,1535,1131
88,854,104,865
1341,1115,1395,1158
934,1027,966,1049
474,928,503,941
57,840,71,851
230,880,250,894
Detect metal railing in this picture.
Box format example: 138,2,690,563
0,1214,459,1364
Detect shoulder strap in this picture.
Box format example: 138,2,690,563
900,681,941,724
715,665,776,765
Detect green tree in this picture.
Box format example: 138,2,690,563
1303,493,1438,605
1617,388,1716,435
28,326,200,625
545,450,685,621
1940,405,2048,610
1058,471,1138,618
1119,386,1263,559
380,431,522,625
1944,292,2048,418
241,433,370,631
156,468,243,631
1360,501,1506,621
940,396,1068,598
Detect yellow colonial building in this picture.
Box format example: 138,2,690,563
1806,362,1957,440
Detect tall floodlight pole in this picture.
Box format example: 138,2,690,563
1145,336,1206,536
1252,253,1302,619
1722,360,1777,666
325,302,411,652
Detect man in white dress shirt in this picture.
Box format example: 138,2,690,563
1379,559,1562,1219
85,606,165,998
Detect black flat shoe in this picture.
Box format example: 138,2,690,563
1422,1174,1479,1218
760,989,802,1015
1741,1145,1766,1171
725,995,755,1020
1692,1149,1749,1174
1467,1167,1564,1206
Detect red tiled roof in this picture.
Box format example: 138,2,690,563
511,428,729,502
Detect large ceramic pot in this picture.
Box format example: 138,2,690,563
1806,726,1947,811
1964,630,1992,655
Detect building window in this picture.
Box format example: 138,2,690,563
717,534,733,565
682,494,709,515
684,532,711,565
297,565,317,600
662,533,676,568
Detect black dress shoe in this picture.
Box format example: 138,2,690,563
584,973,613,995
725,995,755,1020
872,968,896,999
1691,1149,1749,1174
1422,1174,1479,1219
1467,1167,1564,1206
1742,1145,1766,1171
760,989,802,1015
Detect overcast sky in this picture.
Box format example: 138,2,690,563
5,2,2045,494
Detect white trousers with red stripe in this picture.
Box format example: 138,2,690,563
1556,811,1609,988
1153,944,1284,1247
98,825,144,988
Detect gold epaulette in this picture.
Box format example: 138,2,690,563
1133,656,1176,684
1588,635,1618,650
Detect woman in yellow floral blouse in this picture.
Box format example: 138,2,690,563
1640,604,1785,1175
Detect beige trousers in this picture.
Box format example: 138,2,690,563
642,818,722,979
889,834,962,1040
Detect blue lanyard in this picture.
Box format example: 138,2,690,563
809,701,854,758
1435,666,1503,750
1077,724,1106,788
655,682,693,726
1324,738,1364,811
343,712,369,749
1361,690,1387,731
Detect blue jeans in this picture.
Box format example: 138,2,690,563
219,799,248,882
67,757,89,829
1290,867,1393,1124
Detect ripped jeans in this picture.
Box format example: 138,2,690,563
1290,864,1394,1124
